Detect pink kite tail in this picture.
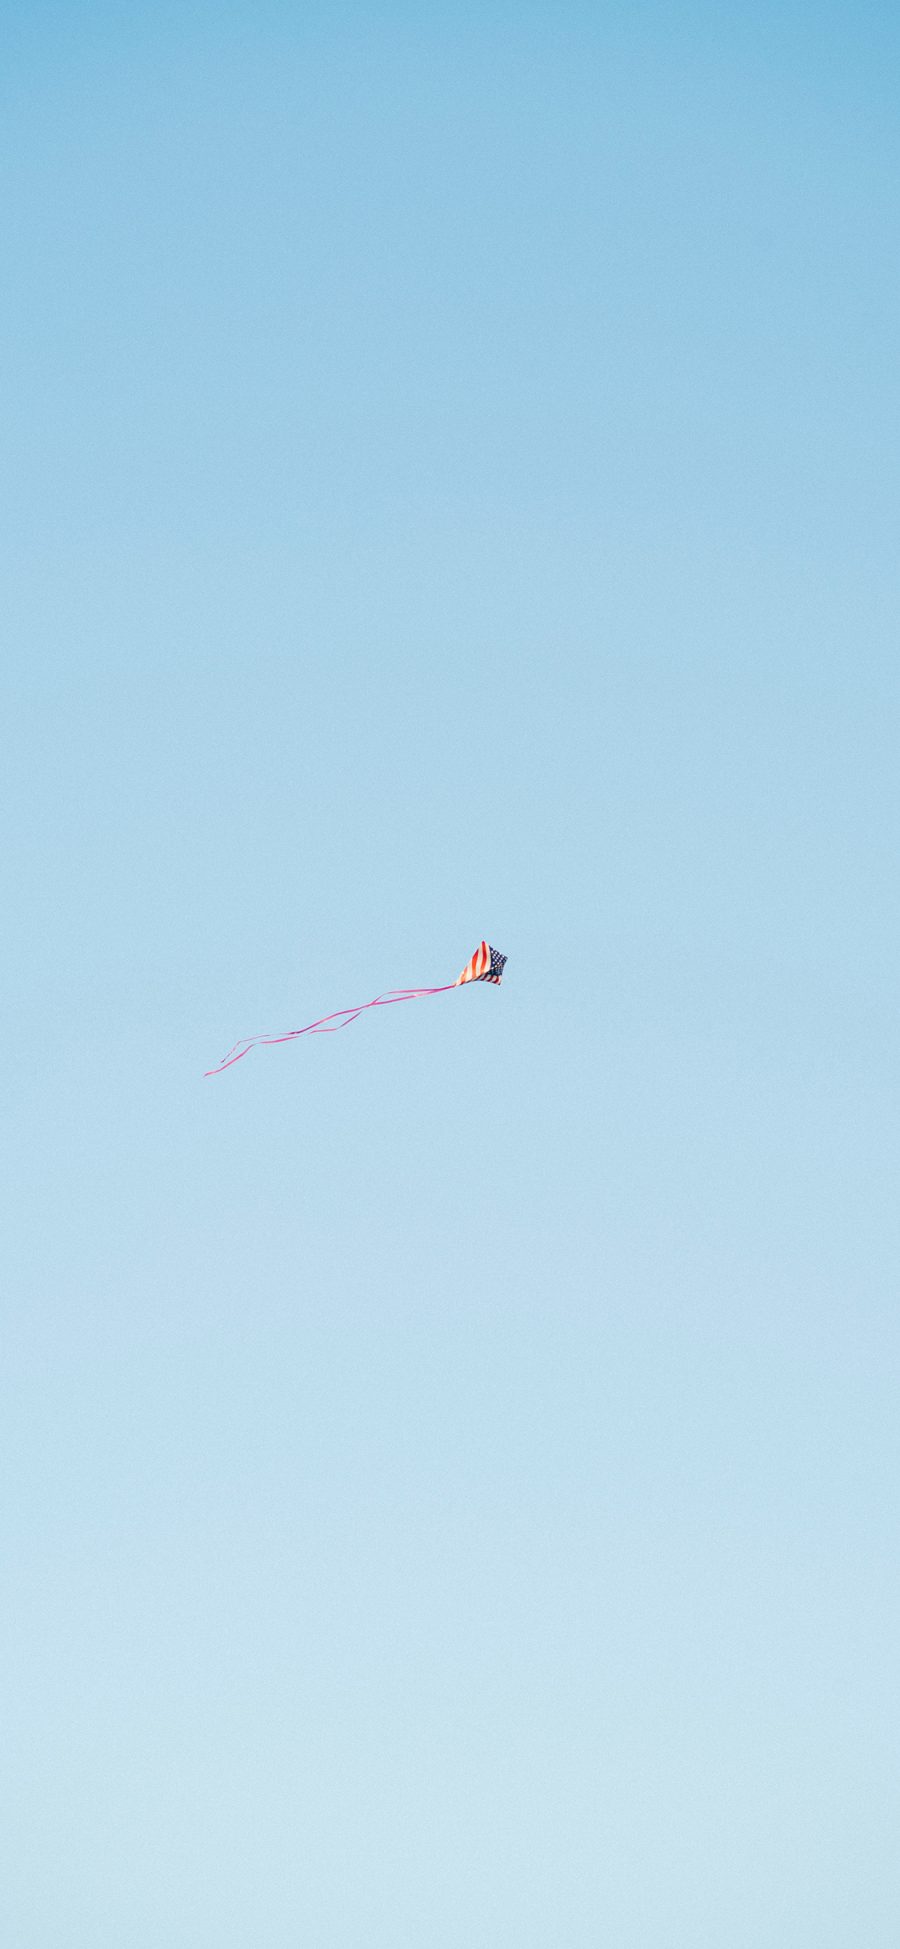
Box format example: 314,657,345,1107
204,984,458,1076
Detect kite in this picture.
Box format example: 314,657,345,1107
204,940,507,1075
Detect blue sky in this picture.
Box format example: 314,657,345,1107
3,6,899,1944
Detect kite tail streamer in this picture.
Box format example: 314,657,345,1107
204,984,458,1076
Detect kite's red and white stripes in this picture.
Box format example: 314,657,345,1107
204,941,506,1075
455,941,507,985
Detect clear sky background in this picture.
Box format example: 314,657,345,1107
2,5,898,1944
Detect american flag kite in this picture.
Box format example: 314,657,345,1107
456,941,507,986
205,940,507,1075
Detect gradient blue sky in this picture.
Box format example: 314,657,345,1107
3,6,899,1944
